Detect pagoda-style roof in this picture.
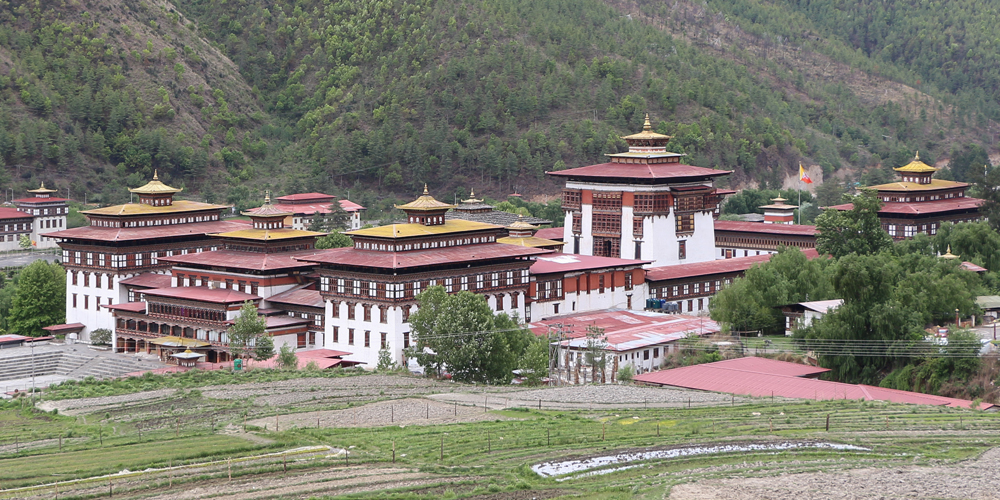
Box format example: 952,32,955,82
211,227,322,242
894,152,938,173
129,171,182,194
940,245,960,260
80,200,229,216
242,192,293,218
621,114,672,141
394,185,455,211
497,235,566,249
28,182,57,194
461,188,484,204
867,179,967,192
347,219,500,239
507,215,538,231
759,197,798,210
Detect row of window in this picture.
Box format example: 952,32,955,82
286,310,323,327
66,247,213,268
22,207,67,216
331,327,403,349
320,270,529,298
71,293,106,310
881,191,964,203
175,274,260,295
355,235,496,252
2,223,30,232
148,302,227,322
91,213,220,228
650,278,733,299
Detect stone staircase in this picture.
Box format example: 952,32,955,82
0,347,162,384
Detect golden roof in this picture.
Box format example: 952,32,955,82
868,179,966,192
395,185,455,211
28,182,57,194
497,236,566,248
129,170,183,194
759,197,798,209
507,215,538,231
243,191,293,218
461,188,483,204
82,199,229,216
212,228,323,241
621,113,672,141
894,152,939,173
941,245,960,260
348,219,500,239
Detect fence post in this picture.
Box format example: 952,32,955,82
392,441,395,463
440,434,444,461
826,414,830,432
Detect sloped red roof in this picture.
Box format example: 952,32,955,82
119,273,172,289
275,193,335,202
267,288,325,309
297,348,352,358
41,323,85,333
44,220,251,242
547,163,731,181
528,310,715,341
161,249,322,271
12,197,69,203
645,249,821,282
533,227,564,241
142,286,260,304
961,261,988,272
830,197,984,215
531,254,650,275
270,193,364,214
297,243,550,269
714,220,818,236
0,207,32,220
104,302,147,312
634,357,991,409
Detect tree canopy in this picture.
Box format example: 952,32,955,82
406,286,534,384
814,188,893,258
228,301,268,361
7,260,65,337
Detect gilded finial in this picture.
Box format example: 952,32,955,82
264,190,271,204
643,113,652,132
153,170,159,181
423,184,429,196
39,181,46,189
915,151,920,160
470,188,475,198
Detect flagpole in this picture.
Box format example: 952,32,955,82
797,185,801,225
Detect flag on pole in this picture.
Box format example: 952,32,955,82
799,164,813,184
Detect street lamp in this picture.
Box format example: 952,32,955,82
30,341,35,402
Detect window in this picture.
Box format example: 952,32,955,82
678,240,687,260
380,332,387,349
84,295,89,310
653,348,660,358
592,192,622,211
625,272,633,290
553,303,560,314
571,212,582,233
676,213,694,233
72,272,78,286
598,275,605,293
347,303,356,320
72,294,77,308
332,326,339,343
694,282,700,294
592,213,621,235
364,305,372,322
643,349,650,360
348,328,355,345
364,331,371,348
562,189,582,210
403,332,410,348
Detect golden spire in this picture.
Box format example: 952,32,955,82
264,190,271,204
915,151,919,160
642,113,652,132
470,188,475,198
941,245,960,259
153,169,159,181
423,184,429,195
40,181,46,189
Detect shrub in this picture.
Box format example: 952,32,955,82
90,329,112,346
616,364,634,383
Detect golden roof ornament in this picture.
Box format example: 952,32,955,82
621,113,673,141
941,245,960,260
243,189,293,218
462,188,484,204
894,151,938,173
507,214,538,231
395,185,455,211
28,181,57,194
129,171,183,194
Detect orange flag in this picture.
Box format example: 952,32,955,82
799,164,813,184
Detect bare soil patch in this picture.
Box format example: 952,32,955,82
248,397,514,430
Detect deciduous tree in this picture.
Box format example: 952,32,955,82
8,260,65,337
228,301,267,362
815,188,892,258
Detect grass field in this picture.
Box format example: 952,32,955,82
0,372,997,499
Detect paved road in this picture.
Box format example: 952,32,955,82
0,251,59,268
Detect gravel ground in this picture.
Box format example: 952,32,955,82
670,446,1000,500
430,384,752,411
36,389,176,416
200,374,458,407
247,397,513,430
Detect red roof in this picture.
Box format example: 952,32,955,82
267,288,324,309
0,207,32,220
298,348,352,358
270,193,364,213
704,356,830,377
533,227,564,241
547,163,731,181
531,254,650,275
298,243,550,270
104,302,147,312
264,316,310,328
45,220,251,242
13,197,69,203
831,197,984,215
528,310,716,341
119,273,173,289
645,249,820,282
713,220,818,236
961,261,988,272
275,192,335,202
161,249,322,271
142,286,260,304
41,323,86,333
253,348,358,369
0,334,32,343
634,357,991,409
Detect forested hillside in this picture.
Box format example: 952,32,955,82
0,0,995,216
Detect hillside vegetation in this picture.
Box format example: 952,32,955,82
0,0,995,214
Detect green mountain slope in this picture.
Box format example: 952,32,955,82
0,0,994,214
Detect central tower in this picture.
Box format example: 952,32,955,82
548,115,732,267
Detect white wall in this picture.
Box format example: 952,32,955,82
66,270,126,342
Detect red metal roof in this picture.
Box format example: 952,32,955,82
0,207,32,220
270,193,364,213
12,197,69,203
161,249,322,271
104,302,147,312
298,243,550,270
634,357,991,409
531,254,650,275
645,249,821,282
264,316,310,328
713,220,818,236
41,323,86,333
275,192,335,202
45,220,251,242
961,261,988,272
142,286,260,303
297,348,352,358
705,356,830,377
0,334,32,343
528,310,717,342
533,227,564,241
267,288,324,309
119,273,172,289
830,197,984,215
547,163,731,181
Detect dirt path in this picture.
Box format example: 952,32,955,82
670,446,1000,500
